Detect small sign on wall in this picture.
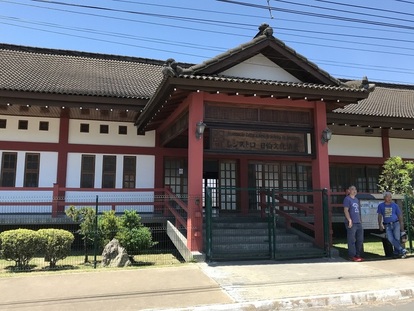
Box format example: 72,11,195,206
178,168,184,175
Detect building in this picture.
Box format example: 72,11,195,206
1,25,413,256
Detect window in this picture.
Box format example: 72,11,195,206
118,125,127,135
102,156,116,188
39,121,49,131
80,123,89,133
0,119,6,129
18,120,28,130
1,152,17,187
81,155,95,188
24,153,40,187
123,156,136,188
100,124,109,134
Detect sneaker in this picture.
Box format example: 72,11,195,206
400,249,407,259
350,256,362,262
356,256,364,262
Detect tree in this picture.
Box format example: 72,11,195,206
378,156,414,233
99,210,121,244
66,206,96,263
378,156,414,194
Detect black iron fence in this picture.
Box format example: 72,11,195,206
0,192,188,273
204,187,329,261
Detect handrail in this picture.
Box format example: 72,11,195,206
260,189,316,239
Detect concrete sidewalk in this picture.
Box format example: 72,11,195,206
0,256,414,311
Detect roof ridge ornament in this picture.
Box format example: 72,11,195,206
341,76,376,92
162,58,193,77
254,23,274,39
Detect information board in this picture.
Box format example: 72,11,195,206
360,199,381,229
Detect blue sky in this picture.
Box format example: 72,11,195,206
1,0,414,84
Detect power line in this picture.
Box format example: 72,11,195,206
218,0,414,30
315,0,414,17
1,0,413,83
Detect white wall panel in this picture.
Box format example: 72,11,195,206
38,152,58,186
68,119,155,147
136,155,155,188
328,135,383,157
221,54,302,82
390,138,414,159
0,115,59,143
66,153,82,187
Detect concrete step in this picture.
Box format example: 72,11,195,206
209,227,286,236
211,221,269,229
210,233,300,244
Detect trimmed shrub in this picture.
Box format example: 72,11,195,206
117,210,157,259
0,229,41,269
38,229,75,268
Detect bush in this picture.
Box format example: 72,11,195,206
37,229,75,268
99,210,121,244
0,229,41,269
117,210,157,258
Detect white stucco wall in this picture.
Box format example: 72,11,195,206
66,153,155,188
0,150,58,187
328,135,383,157
65,153,155,213
220,54,302,82
0,115,60,142
390,138,414,158
68,119,155,147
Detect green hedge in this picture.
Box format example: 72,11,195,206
38,229,75,268
0,228,74,269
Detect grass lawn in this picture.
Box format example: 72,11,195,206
333,234,390,260
0,252,186,276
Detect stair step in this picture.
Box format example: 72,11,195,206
208,228,286,236
211,222,269,229
209,234,299,243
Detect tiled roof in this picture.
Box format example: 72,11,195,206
0,44,165,99
179,74,368,93
183,33,343,86
334,86,414,118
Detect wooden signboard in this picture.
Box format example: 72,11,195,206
210,128,307,154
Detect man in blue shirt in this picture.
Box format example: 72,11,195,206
343,185,364,262
377,192,407,258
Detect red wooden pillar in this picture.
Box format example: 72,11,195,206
53,110,69,217
312,101,331,248
187,92,204,251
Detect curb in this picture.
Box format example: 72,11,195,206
150,287,414,311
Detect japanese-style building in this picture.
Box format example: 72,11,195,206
1,24,413,259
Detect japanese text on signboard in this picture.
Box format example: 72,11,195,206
210,129,306,153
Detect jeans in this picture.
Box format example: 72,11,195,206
346,222,364,258
385,222,403,254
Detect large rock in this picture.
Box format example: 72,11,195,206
101,239,131,267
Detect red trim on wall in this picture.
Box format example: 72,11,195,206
203,93,315,109
329,155,386,165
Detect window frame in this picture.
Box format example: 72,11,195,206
123,156,136,189
24,153,40,187
80,155,95,188
1,152,17,187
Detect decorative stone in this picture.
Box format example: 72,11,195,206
101,239,131,267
